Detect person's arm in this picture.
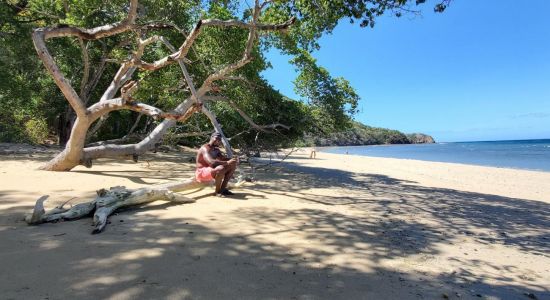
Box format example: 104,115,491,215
218,152,229,161
214,152,239,167
202,146,229,167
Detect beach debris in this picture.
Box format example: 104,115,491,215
25,177,250,233
25,195,48,224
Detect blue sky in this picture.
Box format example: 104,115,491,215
261,0,550,142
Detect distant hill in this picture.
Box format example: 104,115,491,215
305,121,435,146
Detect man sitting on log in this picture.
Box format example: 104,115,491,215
195,132,238,197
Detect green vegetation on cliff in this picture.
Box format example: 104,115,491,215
303,121,435,147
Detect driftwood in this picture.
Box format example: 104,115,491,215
25,177,246,234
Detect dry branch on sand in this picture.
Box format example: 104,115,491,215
25,178,247,234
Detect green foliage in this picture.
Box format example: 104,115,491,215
0,0,448,150
0,106,25,142
24,117,49,144
303,121,433,146
292,51,359,132
406,133,435,143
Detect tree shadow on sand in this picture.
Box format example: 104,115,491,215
1,212,548,300
253,161,550,256
1,157,549,299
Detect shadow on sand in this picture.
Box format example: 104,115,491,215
0,157,548,299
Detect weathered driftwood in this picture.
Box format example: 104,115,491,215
25,177,245,234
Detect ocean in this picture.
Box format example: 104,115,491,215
321,139,550,172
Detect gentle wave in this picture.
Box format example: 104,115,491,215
322,139,550,172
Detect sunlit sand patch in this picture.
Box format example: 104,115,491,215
165,289,193,300
145,237,185,244
39,239,62,250
104,286,144,300
77,248,165,267
117,248,164,261
72,275,137,290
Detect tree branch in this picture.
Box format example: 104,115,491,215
32,30,87,116
35,0,297,170
37,0,138,40
31,0,139,117
158,37,201,104
128,17,295,72
77,38,90,102
201,104,233,158
226,98,290,131
170,130,212,139
87,97,202,123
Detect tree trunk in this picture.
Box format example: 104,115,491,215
32,0,294,171
41,116,91,171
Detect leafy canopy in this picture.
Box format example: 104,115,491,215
0,0,449,147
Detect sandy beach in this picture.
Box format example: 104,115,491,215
1,147,549,300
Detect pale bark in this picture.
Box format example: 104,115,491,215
77,38,90,102
34,0,294,171
202,96,290,132
27,0,283,234
226,99,290,131
202,104,233,158
25,179,247,233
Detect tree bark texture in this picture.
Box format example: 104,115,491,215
33,0,294,171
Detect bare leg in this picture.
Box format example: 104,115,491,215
212,166,226,195
221,164,236,192
215,172,224,194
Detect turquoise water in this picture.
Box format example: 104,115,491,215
322,139,550,172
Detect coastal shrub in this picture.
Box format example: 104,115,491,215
0,113,24,142
24,117,49,144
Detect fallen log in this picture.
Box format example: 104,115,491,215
25,177,247,234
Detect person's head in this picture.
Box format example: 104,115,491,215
209,132,222,146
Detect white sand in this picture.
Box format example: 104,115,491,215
1,148,549,299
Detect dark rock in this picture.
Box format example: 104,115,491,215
406,133,436,144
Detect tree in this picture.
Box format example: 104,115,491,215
15,0,451,232
28,0,298,170
1,0,452,171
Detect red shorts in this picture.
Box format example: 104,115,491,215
195,167,215,182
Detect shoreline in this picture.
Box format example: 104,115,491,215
316,141,550,173
324,150,550,173
288,149,550,203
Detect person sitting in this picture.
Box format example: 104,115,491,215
195,132,238,197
